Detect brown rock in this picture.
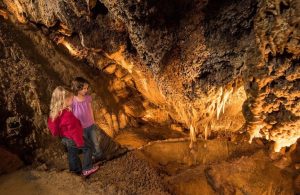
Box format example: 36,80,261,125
0,147,23,174
206,151,293,194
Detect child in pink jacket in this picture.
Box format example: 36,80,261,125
47,86,99,176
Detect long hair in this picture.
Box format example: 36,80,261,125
49,86,73,120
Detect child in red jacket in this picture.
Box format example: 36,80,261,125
47,86,99,176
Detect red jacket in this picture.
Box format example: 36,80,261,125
47,109,84,147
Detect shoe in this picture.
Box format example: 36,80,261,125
82,166,99,177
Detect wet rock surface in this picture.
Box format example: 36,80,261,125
141,140,294,195
206,151,294,194
0,140,295,195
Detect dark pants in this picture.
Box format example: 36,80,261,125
61,137,92,172
83,124,102,159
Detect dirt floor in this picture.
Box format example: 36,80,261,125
0,151,169,195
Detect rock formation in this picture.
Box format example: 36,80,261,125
0,0,299,162
243,0,300,151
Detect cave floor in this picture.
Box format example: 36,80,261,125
0,135,297,195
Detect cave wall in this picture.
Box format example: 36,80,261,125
0,20,62,162
0,17,138,164
243,0,300,151
99,0,256,136
0,0,299,155
2,0,255,133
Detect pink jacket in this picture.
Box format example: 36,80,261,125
47,109,84,147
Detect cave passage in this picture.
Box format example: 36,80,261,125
0,0,299,194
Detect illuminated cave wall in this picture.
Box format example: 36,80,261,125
0,0,299,154
243,0,300,151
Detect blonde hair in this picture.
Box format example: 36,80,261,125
49,86,73,120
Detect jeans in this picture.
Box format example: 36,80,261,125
83,124,102,159
61,137,92,172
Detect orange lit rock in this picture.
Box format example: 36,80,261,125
207,151,293,194
118,111,128,129
2,0,299,173
170,124,184,132
103,64,117,74
142,108,170,125
111,113,119,133
110,79,126,92
123,99,145,118
115,67,128,78
243,0,300,151
0,9,8,19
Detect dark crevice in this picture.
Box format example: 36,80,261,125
91,1,109,18
126,36,137,55
280,1,290,14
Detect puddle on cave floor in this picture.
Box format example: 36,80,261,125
114,124,188,149
0,127,297,195
136,139,295,194
0,126,293,195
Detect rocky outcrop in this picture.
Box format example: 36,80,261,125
100,0,256,136
243,0,300,151
0,0,299,157
0,18,136,164
206,150,293,194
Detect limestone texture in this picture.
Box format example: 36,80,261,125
0,0,299,175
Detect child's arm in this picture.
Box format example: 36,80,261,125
47,118,60,136
87,95,95,121
89,102,95,121
63,112,84,147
